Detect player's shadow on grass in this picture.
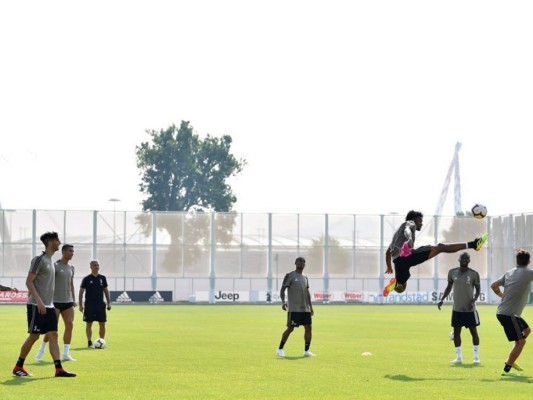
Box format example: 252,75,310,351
1,376,52,386
384,374,465,382
481,375,533,384
450,363,484,369
277,356,313,361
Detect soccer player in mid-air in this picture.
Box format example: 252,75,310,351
438,252,481,364
383,210,488,296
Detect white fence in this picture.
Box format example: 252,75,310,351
0,209,530,303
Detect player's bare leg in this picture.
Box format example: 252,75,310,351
86,322,93,347
505,327,531,370
98,322,106,339
61,308,76,360
303,325,315,356
429,243,468,258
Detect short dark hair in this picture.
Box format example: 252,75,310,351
40,231,59,246
295,257,306,263
62,244,74,252
405,210,423,221
516,249,530,266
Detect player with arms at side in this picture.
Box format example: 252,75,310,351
491,249,533,376
79,260,111,348
276,257,315,358
12,232,76,378
35,244,77,362
438,252,481,364
384,210,488,296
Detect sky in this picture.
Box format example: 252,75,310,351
1,1,532,217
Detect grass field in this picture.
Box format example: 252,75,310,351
1,304,532,399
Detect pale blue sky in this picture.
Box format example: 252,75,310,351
1,1,532,216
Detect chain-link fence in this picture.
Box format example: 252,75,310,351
0,209,529,303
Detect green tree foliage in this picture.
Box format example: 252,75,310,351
136,120,246,212
135,121,246,272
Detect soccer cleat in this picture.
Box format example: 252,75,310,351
382,278,397,297
62,354,77,362
88,341,94,349
13,366,33,377
303,351,316,357
512,362,523,371
473,357,480,364
276,349,285,357
400,241,411,257
475,233,488,251
450,357,463,364
55,369,76,378
501,370,520,377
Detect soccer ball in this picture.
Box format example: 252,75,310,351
471,204,487,219
94,338,107,349
449,332,455,340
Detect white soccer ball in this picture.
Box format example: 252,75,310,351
94,338,107,349
471,204,487,219
449,331,454,340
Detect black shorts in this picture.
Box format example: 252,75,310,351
287,312,312,327
393,246,432,285
27,304,58,334
497,314,529,342
451,310,480,328
54,302,74,311
83,303,107,323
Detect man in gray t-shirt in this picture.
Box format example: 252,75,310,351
35,244,77,362
491,248,533,376
12,232,76,378
276,257,315,358
437,252,480,364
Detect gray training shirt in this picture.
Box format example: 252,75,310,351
54,260,75,303
494,266,533,316
448,267,480,312
27,253,55,307
388,221,416,260
282,271,311,312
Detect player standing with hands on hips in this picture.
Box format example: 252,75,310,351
79,260,111,348
438,252,481,364
276,257,315,358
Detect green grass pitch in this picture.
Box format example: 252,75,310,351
0,304,532,399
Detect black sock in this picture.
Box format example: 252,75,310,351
16,357,25,368
278,341,286,350
504,363,512,373
88,340,93,346
305,342,311,351
467,239,476,249
54,360,63,370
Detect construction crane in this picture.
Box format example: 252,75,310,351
434,142,463,217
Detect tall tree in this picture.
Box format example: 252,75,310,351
135,121,246,273
136,120,246,212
